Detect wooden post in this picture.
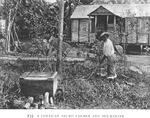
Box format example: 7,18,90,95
148,17,150,45
88,16,90,42
114,16,116,30
125,18,128,47
78,19,80,44
95,16,97,33
136,18,138,43
107,15,109,30
6,9,12,52
148,33,150,45
56,0,64,74
123,34,126,75
124,18,128,75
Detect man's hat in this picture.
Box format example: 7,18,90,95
100,32,109,37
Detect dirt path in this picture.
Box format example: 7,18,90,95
126,55,150,73
0,56,85,62
127,55,150,65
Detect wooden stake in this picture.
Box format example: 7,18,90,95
56,0,64,74
88,16,90,42
44,92,50,105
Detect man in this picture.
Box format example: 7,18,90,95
97,32,117,80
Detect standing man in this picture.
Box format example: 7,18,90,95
97,32,117,80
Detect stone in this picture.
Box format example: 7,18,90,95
34,103,38,109
50,97,54,106
24,103,31,109
133,82,148,98
125,81,135,87
0,80,4,94
115,45,123,55
139,82,146,87
129,66,143,75
138,65,150,73
28,97,34,104
14,99,25,108
44,92,50,106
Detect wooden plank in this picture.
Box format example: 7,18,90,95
107,15,109,30
125,18,128,50
88,16,90,42
148,17,150,44
137,18,149,44
126,18,137,43
71,20,79,42
95,16,97,33
78,19,80,43
0,56,85,62
136,18,138,43
138,34,148,43
90,6,113,16
114,16,116,30
79,19,88,42
56,0,64,73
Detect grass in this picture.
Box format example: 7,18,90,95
0,52,150,109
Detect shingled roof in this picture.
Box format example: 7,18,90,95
71,4,150,18
70,5,99,19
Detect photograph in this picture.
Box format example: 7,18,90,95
0,0,150,118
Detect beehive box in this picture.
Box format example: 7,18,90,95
20,71,58,97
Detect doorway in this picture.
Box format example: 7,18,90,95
97,15,107,32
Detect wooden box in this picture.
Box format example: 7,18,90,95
20,72,58,97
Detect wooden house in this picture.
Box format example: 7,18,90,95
70,4,150,54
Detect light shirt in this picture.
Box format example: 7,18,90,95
103,38,115,57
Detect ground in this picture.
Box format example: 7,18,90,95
0,49,150,109
127,55,150,65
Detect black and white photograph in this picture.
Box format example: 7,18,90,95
0,0,150,118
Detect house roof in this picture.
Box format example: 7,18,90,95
96,4,150,18
71,4,150,18
70,5,99,19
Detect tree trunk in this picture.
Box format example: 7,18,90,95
56,0,64,74
13,23,19,42
68,1,72,40
6,9,12,52
5,0,20,52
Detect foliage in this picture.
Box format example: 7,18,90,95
1,0,84,52
91,0,150,4
1,58,150,109
57,61,150,109
1,0,86,41
15,0,59,40
80,0,94,4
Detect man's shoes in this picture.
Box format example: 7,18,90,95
100,72,107,77
107,74,117,80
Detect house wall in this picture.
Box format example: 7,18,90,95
108,31,120,44
0,19,6,36
71,17,150,45
125,17,150,44
71,20,79,42
79,19,88,42
71,19,95,43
